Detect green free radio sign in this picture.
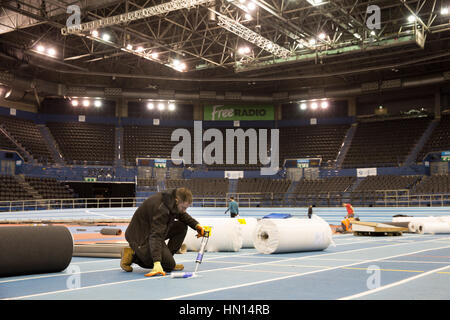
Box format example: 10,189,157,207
204,105,274,121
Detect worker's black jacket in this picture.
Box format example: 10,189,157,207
125,189,199,262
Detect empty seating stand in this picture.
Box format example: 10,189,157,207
279,124,350,166
47,122,115,165
166,178,229,197
123,125,194,166
417,115,450,162
413,174,450,194
294,176,356,194
25,177,75,199
0,115,54,164
354,175,422,192
0,175,33,201
342,117,431,168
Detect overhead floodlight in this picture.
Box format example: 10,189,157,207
82,100,90,107
47,48,56,57
94,100,102,107
126,44,133,50
408,15,416,23
147,102,154,110
136,46,144,53
300,103,307,110
441,8,449,15
71,100,79,107
247,2,256,10
168,103,176,111
310,102,318,110
318,32,326,40
309,38,316,46
238,46,251,55
102,33,111,41
217,13,291,58
36,45,45,53
321,101,328,109
150,52,159,59
158,102,165,110
306,0,325,6
91,30,99,37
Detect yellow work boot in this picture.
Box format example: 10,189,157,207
173,264,184,271
120,247,134,272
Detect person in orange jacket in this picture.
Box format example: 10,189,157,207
340,203,356,233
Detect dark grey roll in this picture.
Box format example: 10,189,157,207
0,226,73,277
100,228,122,236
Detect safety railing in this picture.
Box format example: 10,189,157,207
0,191,449,212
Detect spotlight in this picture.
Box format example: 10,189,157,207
126,44,133,50
244,13,252,20
4,88,12,99
441,8,449,15
321,101,329,109
309,38,316,46
147,102,154,110
157,102,165,111
150,52,159,59
238,46,251,55
318,33,326,40
247,2,256,10
82,100,90,107
300,103,307,110
47,48,56,57
136,46,144,53
91,30,99,37
102,33,111,41
407,15,416,23
168,103,176,111
94,100,102,107
310,102,318,110
36,45,45,53
71,100,79,107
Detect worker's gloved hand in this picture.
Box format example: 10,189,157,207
195,224,205,238
145,261,166,277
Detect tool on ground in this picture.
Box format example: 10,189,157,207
171,226,211,279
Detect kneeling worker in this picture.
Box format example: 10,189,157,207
121,187,205,277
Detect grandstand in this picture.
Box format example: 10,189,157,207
0,0,449,211
2,0,450,304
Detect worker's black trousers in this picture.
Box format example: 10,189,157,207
131,221,187,271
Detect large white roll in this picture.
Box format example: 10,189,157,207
408,221,418,233
183,218,243,252
253,216,333,254
236,217,258,248
392,216,450,223
416,222,450,234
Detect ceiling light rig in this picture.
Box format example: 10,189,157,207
216,13,292,58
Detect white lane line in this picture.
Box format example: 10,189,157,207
339,264,450,300
0,252,260,286
164,242,450,300
6,236,450,300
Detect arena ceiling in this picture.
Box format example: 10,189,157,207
0,0,450,97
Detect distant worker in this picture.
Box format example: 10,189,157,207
307,205,313,219
339,203,356,233
225,196,239,218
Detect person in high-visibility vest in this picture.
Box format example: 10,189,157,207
340,203,355,232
